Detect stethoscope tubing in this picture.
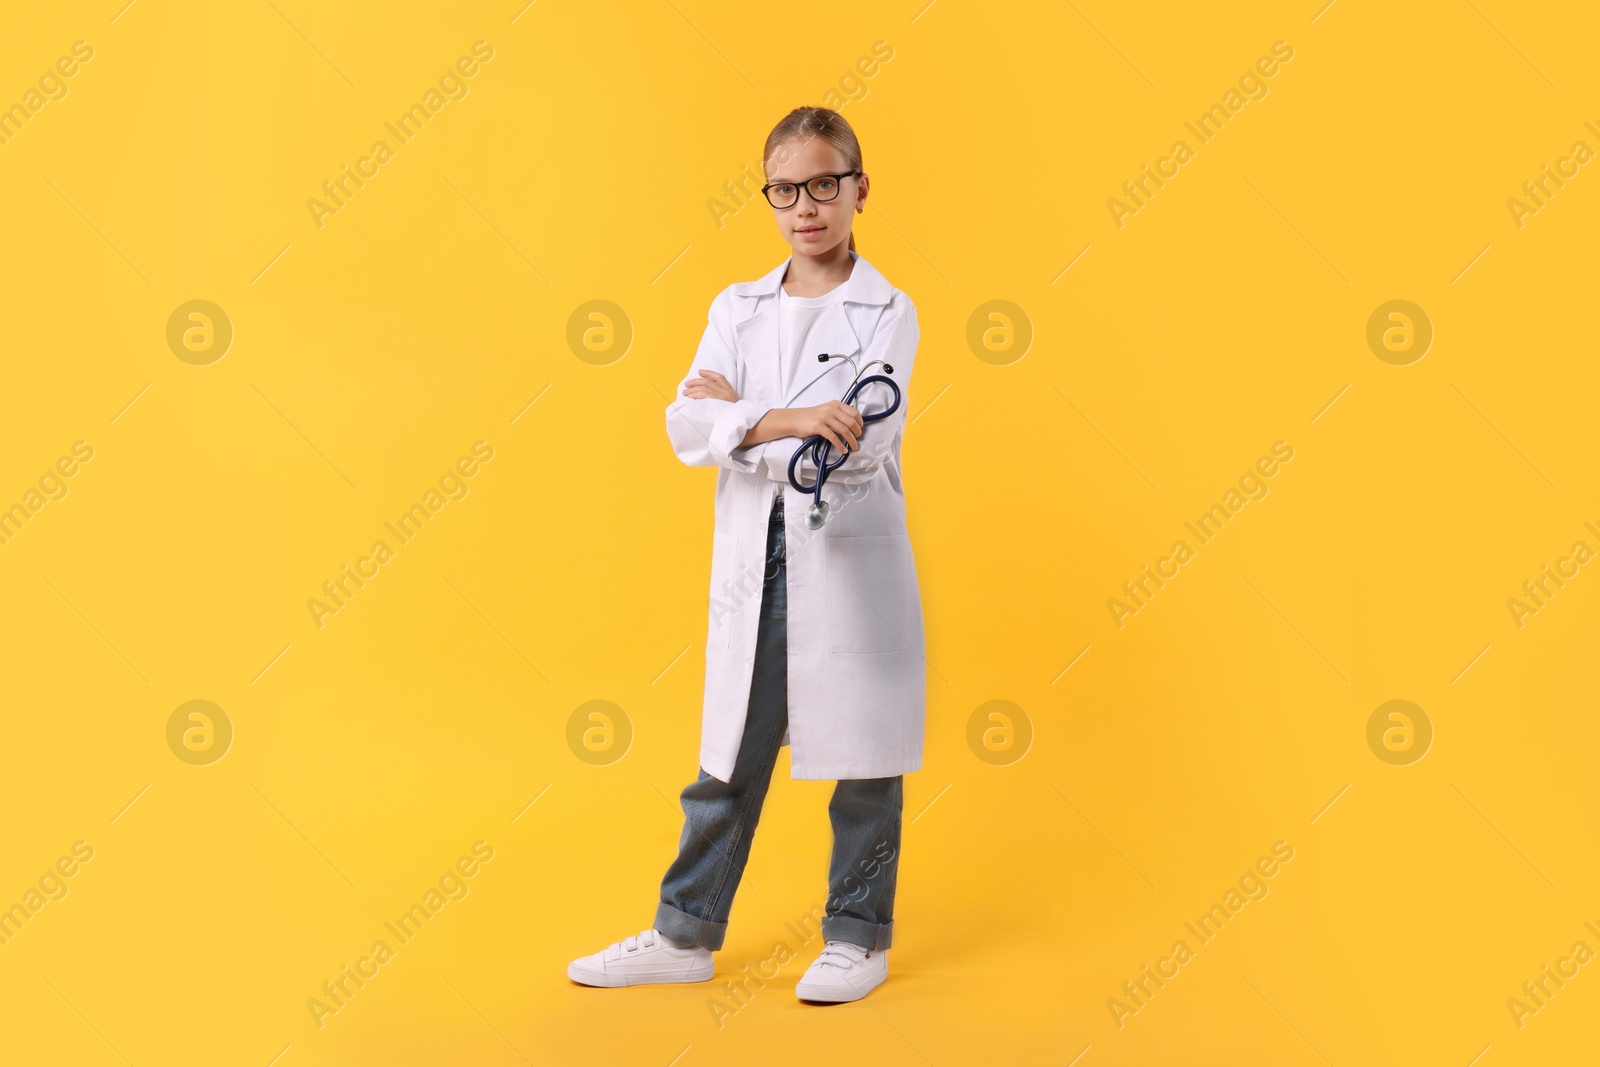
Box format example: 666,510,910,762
786,371,901,505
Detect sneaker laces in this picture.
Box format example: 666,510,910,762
813,940,871,970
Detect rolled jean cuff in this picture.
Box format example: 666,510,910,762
821,915,893,951
654,902,729,951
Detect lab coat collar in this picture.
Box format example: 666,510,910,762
731,251,890,407
729,249,893,307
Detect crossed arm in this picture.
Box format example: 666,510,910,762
682,370,864,453
663,288,918,484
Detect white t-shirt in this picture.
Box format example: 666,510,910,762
774,283,848,504
778,284,847,399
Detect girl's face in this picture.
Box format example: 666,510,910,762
764,136,867,258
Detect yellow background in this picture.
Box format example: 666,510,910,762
2,1,1598,1064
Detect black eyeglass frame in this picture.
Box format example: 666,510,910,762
759,171,864,209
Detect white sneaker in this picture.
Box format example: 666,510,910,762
568,928,714,987
794,940,888,1002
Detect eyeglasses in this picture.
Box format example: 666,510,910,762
760,171,862,210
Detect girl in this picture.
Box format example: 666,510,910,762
568,107,924,1004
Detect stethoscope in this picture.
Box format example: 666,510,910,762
786,353,900,530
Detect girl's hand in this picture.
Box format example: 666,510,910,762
683,369,740,403
790,401,864,455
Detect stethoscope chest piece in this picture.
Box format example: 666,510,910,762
805,501,829,530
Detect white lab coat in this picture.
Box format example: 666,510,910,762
665,250,926,782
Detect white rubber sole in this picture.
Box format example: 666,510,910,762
567,956,715,988
795,969,886,1002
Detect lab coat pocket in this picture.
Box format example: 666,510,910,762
826,534,915,653
706,530,743,650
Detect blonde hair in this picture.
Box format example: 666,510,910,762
763,106,863,253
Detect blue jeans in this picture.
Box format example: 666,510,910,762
655,492,903,952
